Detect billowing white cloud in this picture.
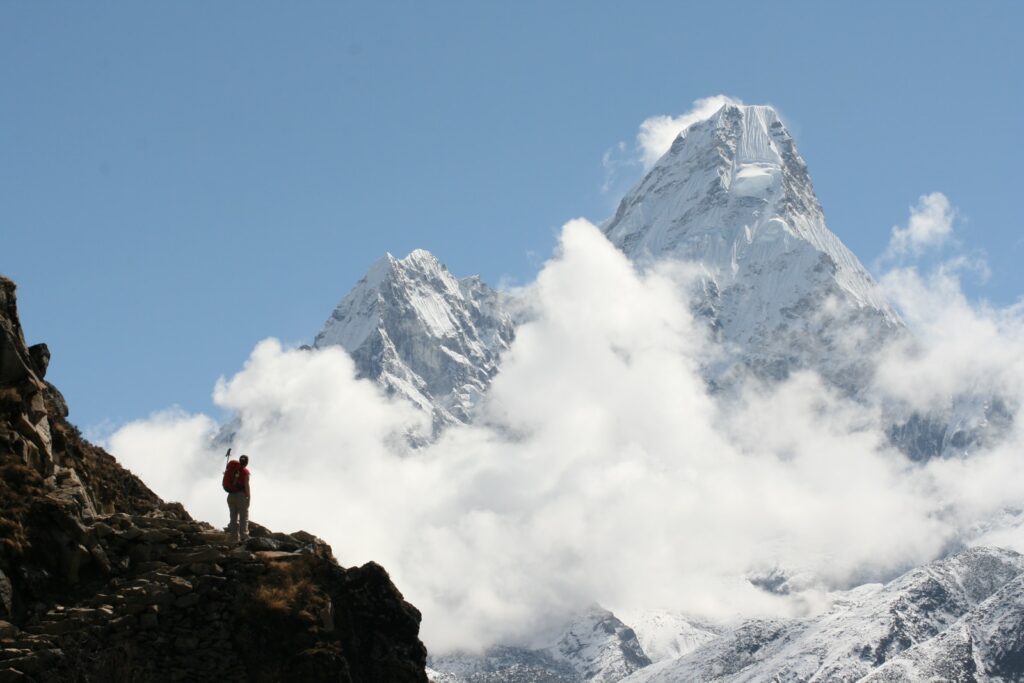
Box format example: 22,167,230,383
883,192,956,259
637,95,742,169
108,219,1024,654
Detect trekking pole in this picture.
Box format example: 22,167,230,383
225,447,232,460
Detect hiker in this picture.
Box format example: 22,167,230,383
223,454,251,543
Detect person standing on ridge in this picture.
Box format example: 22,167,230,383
222,453,251,543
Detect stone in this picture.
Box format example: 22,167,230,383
89,521,115,538
166,577,193,596
109,615,136,630
139,613,158,629
0,621,19,638
88,544,112,574
174,636,199,652
319,601,335,632
227,548,254,561
133,561,170,574
27,392,46,422
35,619,79,636
174,593,199,609
0,325,33,385
137,529,172,544
65,607,103,621
245,537,279,552
195,530,232,544
27,344,49,379
14,415,50,465
128,543,158,564
0,570,12,619
290,530,321,545
255,550,300,562
0,668,29,682
166,546,221,565
195,576,227,593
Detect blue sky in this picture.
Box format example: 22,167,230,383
2,1,1022,430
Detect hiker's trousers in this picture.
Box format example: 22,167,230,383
227,492,250,542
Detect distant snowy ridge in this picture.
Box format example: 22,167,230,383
427,548,1024,682
428,606,652,683
620,547,1024,682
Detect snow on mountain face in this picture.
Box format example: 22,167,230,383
551,607,651,681
862,572,1024,681
314,249,514,433
621,547,1024,683
612,609,719,664
311,104,908,444
428,607,650,683
603,103,902,388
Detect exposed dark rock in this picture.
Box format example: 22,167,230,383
25,347,48,382
0,276,428,682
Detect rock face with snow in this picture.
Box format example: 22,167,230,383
603,103,902,390
613,609,719,664
428,607,651,682
621,547,1024,682
314,249,514,434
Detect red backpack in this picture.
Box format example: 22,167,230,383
222,460,244,493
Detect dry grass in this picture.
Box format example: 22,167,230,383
0,460,45,556
253,557,327,617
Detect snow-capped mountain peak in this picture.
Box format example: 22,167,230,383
314,248,514,433
603,102,901,387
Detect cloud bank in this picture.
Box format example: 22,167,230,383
109,216,1024,654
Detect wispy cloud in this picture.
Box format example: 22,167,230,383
601,95,742,194
882,192,956,260
637,95,741,169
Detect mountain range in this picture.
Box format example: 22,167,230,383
312,102,1021,680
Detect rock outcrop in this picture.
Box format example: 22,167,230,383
0,276,428,682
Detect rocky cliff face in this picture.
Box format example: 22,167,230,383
0,276,428,682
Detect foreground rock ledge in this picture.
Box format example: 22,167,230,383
0,276,428,682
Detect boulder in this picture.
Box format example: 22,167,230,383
27,345,49,380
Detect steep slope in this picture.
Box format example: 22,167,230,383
428,606,650,682
613,609,719,664
314,250,514,434
603,102,901,390
622,547,1024,682
862,572,1024,681
0,276,428,682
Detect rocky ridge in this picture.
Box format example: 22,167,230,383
621,547,1024,682
314,250,515,436
0,276,428,682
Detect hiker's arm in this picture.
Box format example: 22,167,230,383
245,479,251,499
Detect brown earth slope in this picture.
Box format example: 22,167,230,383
0,276,428,682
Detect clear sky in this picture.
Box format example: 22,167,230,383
2,1,1022,430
